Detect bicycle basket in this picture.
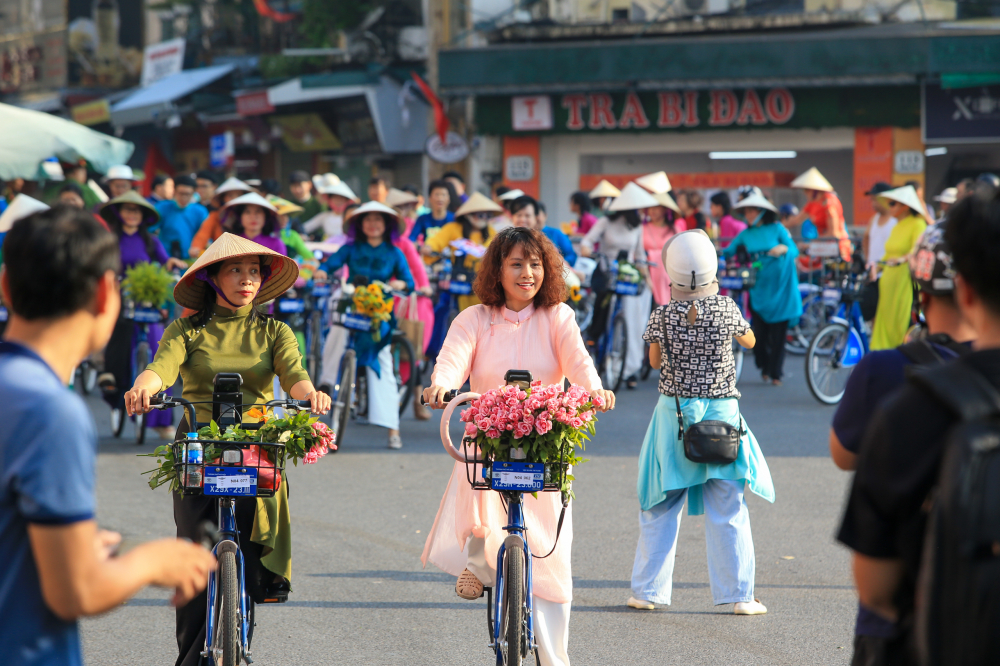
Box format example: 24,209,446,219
172,439,286,498
461,436,568,493
613,280,641,296
126,305,163,323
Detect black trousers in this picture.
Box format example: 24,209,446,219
172,420,270,666
102,318,133,407
749,307,789,381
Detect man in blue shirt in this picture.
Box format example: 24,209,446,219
0,206,215,665
509,195,578,266
409,179,454,243
154,175,209,259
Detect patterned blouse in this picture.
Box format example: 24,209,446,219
642,295,750,399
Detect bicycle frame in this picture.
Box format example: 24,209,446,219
828,299,869,368
493,493,535,663
204,497,251,665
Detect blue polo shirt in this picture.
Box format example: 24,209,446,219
0,341,96,665
409,210,454,242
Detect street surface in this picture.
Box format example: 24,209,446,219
82,362,855,665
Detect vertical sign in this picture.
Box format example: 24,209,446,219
141,38,186,87
512,96,553,131
209,132,234,169
502,135,541,199
892,127,925,191
853,128,894,226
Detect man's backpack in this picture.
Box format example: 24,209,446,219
909,363,1000,666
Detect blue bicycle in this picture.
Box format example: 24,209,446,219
111,301,164,445
274,280,332,382
804,267,870,404
435,369,569,666
588,254,644,392
148,389,313,666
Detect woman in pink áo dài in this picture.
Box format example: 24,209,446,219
422,227,615,666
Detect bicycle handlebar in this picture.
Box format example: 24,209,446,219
419,389,460,406
439,391,485,463
148,395,316,430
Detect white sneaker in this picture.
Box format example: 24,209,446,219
734,599,767,615
387,434,403,449
627,596,655,610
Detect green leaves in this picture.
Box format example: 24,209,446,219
121,262,174,306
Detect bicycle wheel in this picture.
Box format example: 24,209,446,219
134,343,150,445
216,547,241,666
805,322,853,405
355,372,368,420
501,545,527,666
602,313,628,393
391,333,416,416
786,296,827,355
329,350,355,451
78,362,98,395
111,406,126,438
307,310,322,381
733,339,745,384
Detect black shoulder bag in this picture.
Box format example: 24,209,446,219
662,307,743,465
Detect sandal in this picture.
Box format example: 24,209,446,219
455,568,484,600
388,434,403,449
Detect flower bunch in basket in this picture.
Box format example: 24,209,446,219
140,407,336,492
616,260,642,285
122,261,174,306
459,381,603,495
352,281,394,341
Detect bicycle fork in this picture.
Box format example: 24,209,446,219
492,495,536,662
204,498,254,665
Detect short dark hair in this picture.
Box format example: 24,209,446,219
570,191,591,213
3,206,119,320
152,174,172,188
58,181,85,198
369,176,387,187
175,175,196,189
261,178,281,196
428,179,450,196
536,200,546,214
401,184,419,196
509,195,538,217
442,170,464,184
945,193,1000,315
196,171,218,184
289,170,310,184
710,191,732,216
495,185,512,197
473,227,565,309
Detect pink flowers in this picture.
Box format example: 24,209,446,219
306,422,336,463
461,382,598,443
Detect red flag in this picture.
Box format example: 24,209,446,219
411,72,449,144
141,140,175,197
253,0,296,22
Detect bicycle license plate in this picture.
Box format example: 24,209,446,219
718,276,744,290
311,284,332,298
131,307,161,323
340,313,372,331
449,281,473,295
204,467,259,497
278,298,306,313
822,288,842,306
490,462,544,492
614,281,641,296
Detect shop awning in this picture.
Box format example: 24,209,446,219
265,73,429,154
111,64,235,127
439,21,1000,94
0,102,135,179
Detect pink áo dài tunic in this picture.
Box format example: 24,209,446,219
421,302,603,604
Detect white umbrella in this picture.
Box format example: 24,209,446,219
0,102,134,180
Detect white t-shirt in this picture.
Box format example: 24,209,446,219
303,211,343,239
866,214,897,268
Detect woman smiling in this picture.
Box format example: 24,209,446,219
422,227,614,666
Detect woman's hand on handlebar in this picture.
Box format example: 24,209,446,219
388,279,408,292
591,389,616,412
422,385,453,410
303,390,331,415
124,370,163,416
768,244,788,258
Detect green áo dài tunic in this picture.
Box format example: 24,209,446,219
146,303,311,581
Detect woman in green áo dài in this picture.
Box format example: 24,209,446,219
869,185,929,350
124,233,331,666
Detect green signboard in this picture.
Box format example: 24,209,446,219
476,86,920,135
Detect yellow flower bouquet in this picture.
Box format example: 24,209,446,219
352,281,394,341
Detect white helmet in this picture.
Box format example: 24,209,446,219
663,229,718,294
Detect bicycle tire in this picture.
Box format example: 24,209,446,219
503,545,526,666
786,296,828,355
111,407,126,438
79,362,98,395
329,351,355,452
603,313,628,393
307,310,322,381
218,548,241,666
134,344,150,446
805,322,852,405
391,333,416,416
355,373,368,420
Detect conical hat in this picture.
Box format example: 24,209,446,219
173,232,299,310
608,182,659,212
652,191,681,214
636,171,672,194
588,179,621,199
733,192,778,214
267,195,303,216
880,185,931,221
0,194,49,233
498,188,525,201
215,177,252,196
343,200,405,235
99,189,159,227
456,191,503,217
320,179,358,200
223,192,277,213
790,167,833,192
385,187,419,208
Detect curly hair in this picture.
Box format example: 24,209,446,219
473,227,566,309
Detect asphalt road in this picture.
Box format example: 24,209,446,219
81,360,856,666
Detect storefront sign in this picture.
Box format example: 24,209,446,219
894,150,925,174
505,155,535,181
479,86,919,135
923,82,1000,143
1,29,67,94
425,131,470,164
853,128,894,227
579,171,795,193
71,99,111,126
141,38,185,88
236,90,275,117
209,132,234,169
512,95,552,131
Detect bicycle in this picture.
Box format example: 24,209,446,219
148,388,312,666
718,254,759,384
111,301,164,445
804,265,871,405
430,369,570,666
74,359,99,395
274,280,332,381
588,253,644,393
425,245,479,360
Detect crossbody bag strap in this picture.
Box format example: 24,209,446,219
659,308,686,440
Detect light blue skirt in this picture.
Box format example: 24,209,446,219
637,394,775,515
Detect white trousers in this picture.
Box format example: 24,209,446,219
467,536,571,666
622,285,653,380
319,325,399,430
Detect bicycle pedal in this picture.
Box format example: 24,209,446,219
261,594,288,604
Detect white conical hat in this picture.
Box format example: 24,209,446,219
344,200,405,235
733,192,778,214
385,187,419,208
320,179,358,201
588,179,621,199
663,229,718,293
105,165,136,181
0,194,50,233
173,232,299,310
880,185,931,221
223,191,277,213
636,171,672,194
215,177,253,196
313,172,339,190
498,188,525,201
608,182,660,212
653,191,681,214
456,191,503,217
790,167,833,192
